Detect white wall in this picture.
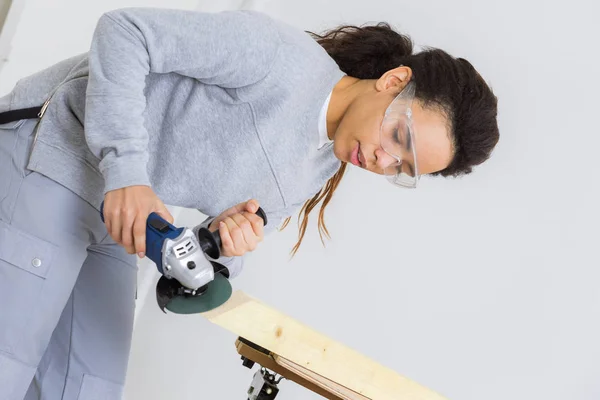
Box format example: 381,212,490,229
0,0,25,75
1,1,599,400
127,2,600,400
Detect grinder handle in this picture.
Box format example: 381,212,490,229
99,201,182,272
197,207,268,259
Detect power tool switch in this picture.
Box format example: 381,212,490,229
149,218,170,233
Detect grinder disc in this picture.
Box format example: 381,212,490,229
157,273,233,314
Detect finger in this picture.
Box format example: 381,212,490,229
224,216,246,255
244,211,264,241
244,199,259,214
231,214,257,250
110,208,123,244
218,221,236,257
121,209,136,254
133,213,147,257
231,213,253,238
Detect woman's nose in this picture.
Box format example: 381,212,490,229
374,148,397,171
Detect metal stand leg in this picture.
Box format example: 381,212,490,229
247,367,283,400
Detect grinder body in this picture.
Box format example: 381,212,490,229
145,213,215,290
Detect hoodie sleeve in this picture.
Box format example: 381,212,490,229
84,8,282,194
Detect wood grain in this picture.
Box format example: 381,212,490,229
201,291,448,400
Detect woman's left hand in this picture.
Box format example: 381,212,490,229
208,199,265,257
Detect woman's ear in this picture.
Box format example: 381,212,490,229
376,66,413,93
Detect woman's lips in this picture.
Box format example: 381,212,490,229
351,144,366,168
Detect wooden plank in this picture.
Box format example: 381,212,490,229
201,291,448,400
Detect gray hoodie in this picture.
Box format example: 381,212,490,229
0,8,346,277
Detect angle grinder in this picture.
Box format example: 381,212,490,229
100,202,267,314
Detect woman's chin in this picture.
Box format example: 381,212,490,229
331,143,343,162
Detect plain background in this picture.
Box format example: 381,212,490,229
1,0,599,399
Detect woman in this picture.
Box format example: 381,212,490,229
0,7,498,400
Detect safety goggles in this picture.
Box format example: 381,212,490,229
379,80,420,189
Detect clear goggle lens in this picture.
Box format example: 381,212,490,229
380,113,419,188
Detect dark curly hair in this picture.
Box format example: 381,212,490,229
282,22,500,254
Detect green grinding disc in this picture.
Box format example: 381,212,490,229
165,274,232,314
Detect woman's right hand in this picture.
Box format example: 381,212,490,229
102,185,174,257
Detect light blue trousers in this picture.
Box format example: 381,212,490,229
0,118,137,399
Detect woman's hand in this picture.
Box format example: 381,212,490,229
208,199,265,258
103,185,174,257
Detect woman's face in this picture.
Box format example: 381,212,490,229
331,68,454,177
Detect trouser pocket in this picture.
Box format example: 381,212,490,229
0,219,57,356
78,374,124,400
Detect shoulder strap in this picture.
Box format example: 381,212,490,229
0,106,43,125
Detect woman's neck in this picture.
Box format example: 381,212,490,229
327,76,373,140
